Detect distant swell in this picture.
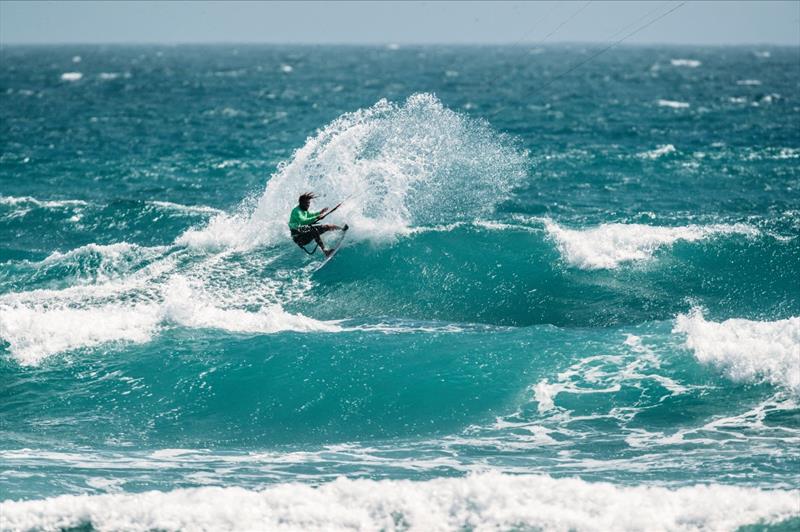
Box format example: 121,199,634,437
0,195,220,219
1,472,797,532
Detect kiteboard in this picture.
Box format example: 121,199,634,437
315,224,349,271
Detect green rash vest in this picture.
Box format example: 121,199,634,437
288,206,321,230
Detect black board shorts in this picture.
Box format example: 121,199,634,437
290,225,331,247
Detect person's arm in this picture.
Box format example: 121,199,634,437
308,208,329,223
299,209,323,225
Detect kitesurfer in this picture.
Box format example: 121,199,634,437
288,192,346,257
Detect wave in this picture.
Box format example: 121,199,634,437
98,72,131,81
638,144,676,159
543,220,758,270
533,333,686,412
162,277,342,335
0,301,163,365
0,297,340,366
0,195,88,209
670,58,702,68
0,196,219,221
41,243,153,264
1,472,797,532
0,275,340,365
673,310,800,394
60,72,83,82
177,93,527,250
146,201,223,216
32,243,168,285
2,214,793,361
657,99,690,109
4,317,798,462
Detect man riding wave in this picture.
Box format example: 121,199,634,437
288,192,347,257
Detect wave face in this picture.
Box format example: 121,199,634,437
1,45,799,530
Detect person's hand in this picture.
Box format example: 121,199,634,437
320,207,329,214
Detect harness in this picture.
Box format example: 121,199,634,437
291,226,319,255
299,242,318,255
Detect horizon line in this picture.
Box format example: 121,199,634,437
2,41,797,48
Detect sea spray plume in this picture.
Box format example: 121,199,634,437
177,93,527,250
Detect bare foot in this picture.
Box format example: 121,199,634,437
323,249,334,258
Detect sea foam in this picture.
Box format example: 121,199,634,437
544,220,757,269
1,472,797,532
674,310,800,394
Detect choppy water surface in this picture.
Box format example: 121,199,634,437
1,45,799,531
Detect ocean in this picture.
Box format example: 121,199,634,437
0,44,798,531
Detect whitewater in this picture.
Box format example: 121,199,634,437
1,45,799,531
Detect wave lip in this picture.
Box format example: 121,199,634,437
544,220,757,270
674,310,800,394
1,472,797,532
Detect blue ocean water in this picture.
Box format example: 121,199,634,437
1,45,799,531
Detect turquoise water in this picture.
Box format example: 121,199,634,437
1,45,799,530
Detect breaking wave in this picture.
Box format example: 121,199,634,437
544,220,758,269
2,472,797,532
674,310,800,394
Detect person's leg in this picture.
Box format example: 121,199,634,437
317,224,342,233
308,226,331,256
313,233,328,253
315,225,345,256
292,227,321,253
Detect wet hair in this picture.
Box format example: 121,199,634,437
299,192,316,204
